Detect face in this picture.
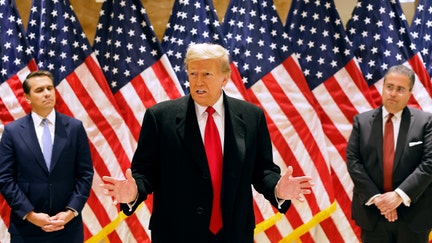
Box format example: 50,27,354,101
187,58,229,107
24,75,56,117
382,72,412,114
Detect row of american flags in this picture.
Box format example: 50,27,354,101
1,0,432,242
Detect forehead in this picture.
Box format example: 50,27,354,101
28,76,53,87
384,72,410,85
187,58,220,70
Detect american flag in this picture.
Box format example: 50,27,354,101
346,0,432,112
0,0,37,242
161,0,226,94
410,0,432,79
0,0,36,136
221,0,348,242
93,0,183,140
284,0,379,241
24,0,137,242
92,0,184,241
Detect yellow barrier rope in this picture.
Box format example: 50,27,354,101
254,202,337,243
86,201,432,243
87,202,337,242
85,203,144,243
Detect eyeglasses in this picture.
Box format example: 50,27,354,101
384,84,409,95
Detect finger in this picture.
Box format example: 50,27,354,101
296,195,305,202
102,176,118,184
302,189,312,195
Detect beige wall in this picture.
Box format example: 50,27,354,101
15,0,418,44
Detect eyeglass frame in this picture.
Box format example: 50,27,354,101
383,83,411,95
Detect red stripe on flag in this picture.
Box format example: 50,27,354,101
87,190,122,242
409,55,432,96
345,59,377,108
65,72,131,173
0,97,15,124
114,91,143,141
84,57,123,113
323,76,360,121
0,194,10,227
151,60,183,99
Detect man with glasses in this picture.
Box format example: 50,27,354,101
346,65,432,242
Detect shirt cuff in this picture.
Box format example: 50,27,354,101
274,185,285,209
67,207,79,217
127,193,139,212
395,188,411,207
365,194,381,206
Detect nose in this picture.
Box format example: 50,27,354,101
43,88,52,96
195,74,205,84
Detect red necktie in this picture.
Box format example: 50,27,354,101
383,113,394,192
204,106,223,234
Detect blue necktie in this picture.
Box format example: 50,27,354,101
42,118,52,170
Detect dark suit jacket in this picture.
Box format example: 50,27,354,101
346,106,432,232
121,93,290,243
0,111,94,240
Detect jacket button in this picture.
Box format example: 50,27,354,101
196,207,203,214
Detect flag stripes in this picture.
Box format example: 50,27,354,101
2,0,432,242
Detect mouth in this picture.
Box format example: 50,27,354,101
196,89,207,95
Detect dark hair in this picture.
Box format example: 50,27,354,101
384,65,415,91
23,70,55,94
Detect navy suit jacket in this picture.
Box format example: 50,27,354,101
0,111,94,239
121,93,290,243
346,106,432,232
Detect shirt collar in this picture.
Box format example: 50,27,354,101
195,94,224,118
382,107,402,120
32,109,56,126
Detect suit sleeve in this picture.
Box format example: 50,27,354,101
252,108,291,213
397,113,432,203
67,121,94,212
346,115,381,204
0,126,35,218
121,108,158,215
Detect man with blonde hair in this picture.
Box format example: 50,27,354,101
102,43,313,243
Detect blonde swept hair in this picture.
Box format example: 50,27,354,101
184,43,231,75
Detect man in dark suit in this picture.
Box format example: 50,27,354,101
101,43,313,242
0,70,94,242
346,65,432,243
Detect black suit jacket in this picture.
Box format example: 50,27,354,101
0,112,94,240
121,93,290,242
346,106,432,232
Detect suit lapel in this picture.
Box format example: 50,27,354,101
50,112,69,172
394,107,411,170
222,95,246,183
371,108,384,171
20,115,49,173
176,96,210,176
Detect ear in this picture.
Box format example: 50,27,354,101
221,73,230,87
24,93,31,104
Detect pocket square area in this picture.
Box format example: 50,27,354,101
409,141,423,147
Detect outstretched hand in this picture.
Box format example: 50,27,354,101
275,166,314,202
101,168,138,205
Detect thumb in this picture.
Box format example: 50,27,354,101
125,168,134,181
279,166,293,184
284,165,293,178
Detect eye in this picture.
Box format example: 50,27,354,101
396,87,406,93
